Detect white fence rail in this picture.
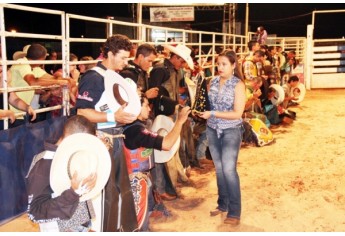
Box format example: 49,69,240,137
306,9,345,89
0,3,313,130
0,4,67,129
309,39,345,88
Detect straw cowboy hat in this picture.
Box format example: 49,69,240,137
12,44,31,60
151,115,180,163
269,84,285,105
104,69,141,117
291,83,306,103
50,133,111,202
164,44,194,70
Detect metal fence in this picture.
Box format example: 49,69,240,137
305,9,345,89
1,3,308,130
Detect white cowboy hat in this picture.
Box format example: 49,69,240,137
151,115,180,163
291,83,306,103
269,84,285,105
50,133,111,202
12,44,31,60
164,44,194,70
104,69,141,117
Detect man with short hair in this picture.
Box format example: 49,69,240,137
244,40,261,61
75,34,138,232
120,43,159,100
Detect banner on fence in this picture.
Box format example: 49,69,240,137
150,7,194,22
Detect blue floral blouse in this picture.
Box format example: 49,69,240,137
207,76,243,137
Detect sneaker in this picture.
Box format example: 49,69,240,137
224,217,240,225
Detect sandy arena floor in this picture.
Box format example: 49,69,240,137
1,88,345,232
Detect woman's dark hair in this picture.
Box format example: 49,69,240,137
218,49,244,81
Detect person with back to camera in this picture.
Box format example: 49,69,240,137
26,115,98,232
10,44,75,126
198,50,246,226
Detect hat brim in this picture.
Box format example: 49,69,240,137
164,45,194,70
50,133,111,202
291,83,306,103
13,51,27,61
269,84,285,105
151,115,180,163
104,70,141,117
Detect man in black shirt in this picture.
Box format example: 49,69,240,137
120,43,159,100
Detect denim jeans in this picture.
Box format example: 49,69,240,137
153,163,166,194
196,130,208,160
206,124,244,219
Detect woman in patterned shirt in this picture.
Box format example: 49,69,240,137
198,50,246,226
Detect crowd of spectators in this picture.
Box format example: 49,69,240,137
0,28,305,231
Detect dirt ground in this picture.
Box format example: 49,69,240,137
1,88,345,232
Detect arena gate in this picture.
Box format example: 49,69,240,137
305,9,345,89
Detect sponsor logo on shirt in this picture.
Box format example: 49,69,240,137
99,104,109,112
77,91,93,102
142,128,158,137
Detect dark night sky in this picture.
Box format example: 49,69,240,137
237,3,345,39
3,3,344,39
12,3,345,39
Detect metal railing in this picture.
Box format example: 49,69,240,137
1,3,308,130
0,4,67,129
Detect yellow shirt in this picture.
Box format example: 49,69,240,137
9,57,35,117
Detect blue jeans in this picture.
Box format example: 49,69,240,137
206,125,244,219
154,163,166,194
196,130,208,160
